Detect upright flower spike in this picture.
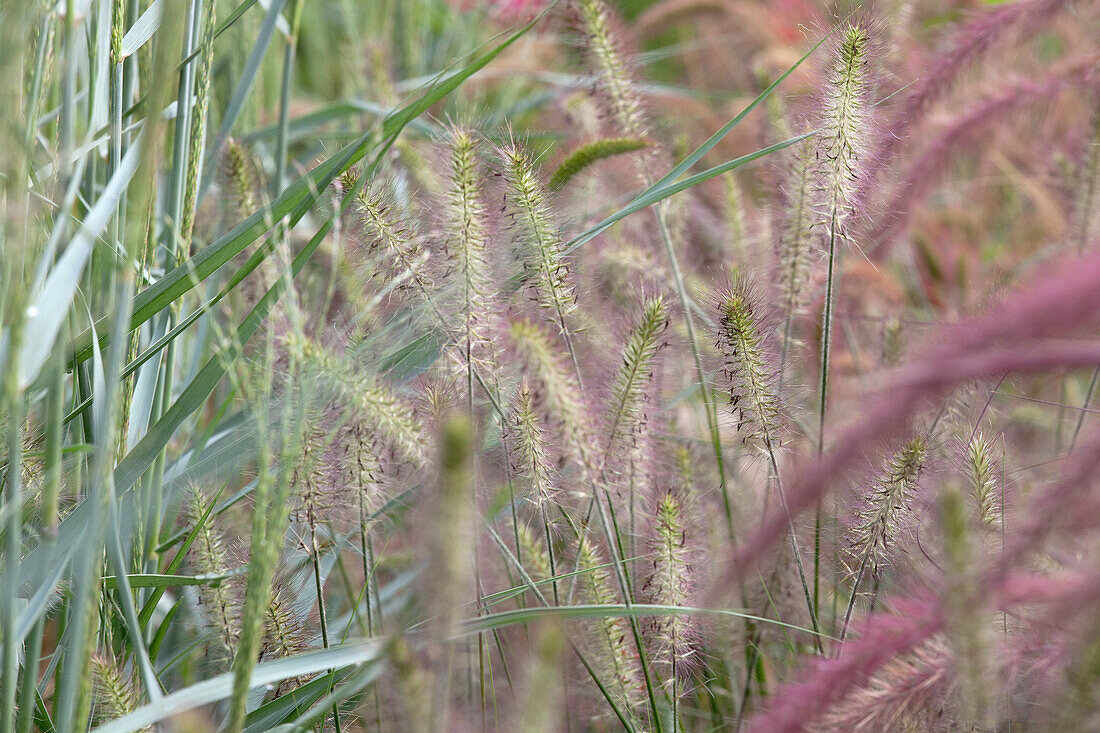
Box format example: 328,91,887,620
443,127,496,375
576,535,646,718
816,23,873,239
602,296,668,459
573,0,648,139
513,378,557,509
849,437,927,579
509,320,591,470
645,489,695,709
967,432,1000,529
223,139,258,222
715,280,782,449
90,654,152,732
815,21,875,457
356,185,431,294
185,487,241,667
284,334,427,467
499,141,577,326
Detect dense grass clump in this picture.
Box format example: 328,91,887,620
2,0,1100,731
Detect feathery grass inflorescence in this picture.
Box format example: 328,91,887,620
549,136,651,191
513,378,558,509
715,279,782,448
967,432,1001,529
817,638,955,731
499,141,579,342
510,319,592,471
179,0,217,252
576,534,647,719
644,488,696,717
847,437,928,581
223,138,259,222
602,296,669,463
283,334,427,467
185,487,242,667
572,0,648,140
356,184,433,295
442,126,497,380
814,21,875,449
90,654,151,733
716,278,820,640
840,437,929,646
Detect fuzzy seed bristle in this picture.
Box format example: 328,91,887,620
284,334,427,467
816,23,874,240
443,127,498,377
90,654,151,731
645,488,696,702
602,296,668,460
513,379,558,509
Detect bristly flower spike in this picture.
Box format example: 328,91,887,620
815,21,875,462
840,436,928,645
573,0,648,139
498,137,585,387
715,278,821,642
645,488,696,717
509,319,592,472
967,431,1001,529
443,126,497,382
715,279,782,449
601,296,668,463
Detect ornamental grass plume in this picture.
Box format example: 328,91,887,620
717,252,1100,598
90,654,152,733
509,319,592,471
644,487,697,714
572,0,648,140
601,295,668,464
715,279,783,449
282,333,427,467
846,437,928,583
512,378,558,510
814,21,876,453
441,126,498,379
967,432,1001,530
575,534,647,720
185,486,242,668
356,184,433,297
499,139,577,327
